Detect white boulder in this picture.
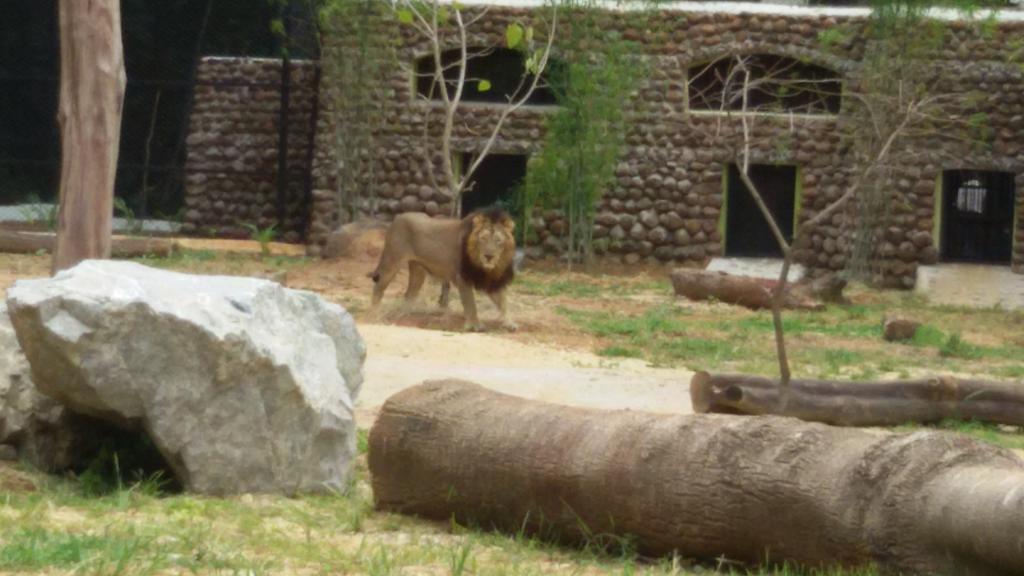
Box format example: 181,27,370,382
0,303,85,471
7,260,365,495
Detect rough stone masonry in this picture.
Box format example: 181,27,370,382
183,3,1024,288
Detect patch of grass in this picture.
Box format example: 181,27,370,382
357,428,370,455
0,528,153,572
911,324,946,347
939,333,981,359
517,273,668,299
517,278,606,298
561,305,736,369
725,312,879,340
133,249,308,276
993,364,1024,379
598,345,643,359
910,326,1024,363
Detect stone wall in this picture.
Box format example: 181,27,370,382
181,57,318,241
185,5,1024,287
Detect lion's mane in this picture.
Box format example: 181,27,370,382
460,207,516,294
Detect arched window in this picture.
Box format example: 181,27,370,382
688,54,842,114
415,48,556,105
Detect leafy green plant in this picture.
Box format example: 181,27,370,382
939,332,981,359
448,541,474,576
18,194,58,231
520,1,645,266
241,222,278,258
113,196,143,235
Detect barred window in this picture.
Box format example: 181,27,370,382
687,54,841,114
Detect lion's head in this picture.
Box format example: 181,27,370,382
461,207,516,293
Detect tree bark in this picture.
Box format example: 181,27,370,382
669,269,823,311
0,231,176,259
370,380,1024,576
53,0,127,273
691,371,1024,427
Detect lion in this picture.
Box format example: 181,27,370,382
368,207,517,331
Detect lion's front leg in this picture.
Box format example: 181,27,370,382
489,290,517,332
457,283,484,332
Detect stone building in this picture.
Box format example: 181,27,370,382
182,1,1024,288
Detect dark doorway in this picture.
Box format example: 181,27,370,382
725,164,797,258
460,153,527,215
941,170,1016,264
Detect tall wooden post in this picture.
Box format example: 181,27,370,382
53,0,127,273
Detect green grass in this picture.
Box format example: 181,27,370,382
897,419,1024,451
0,460,888,576
599,345,644,359
546,277,1024,380
0,528,153,572
132,249,308,275
516,273,668,299
559,305,739,368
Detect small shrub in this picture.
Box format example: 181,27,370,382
113,197,142,235
939,333,981,359
18,194,57,231
241,222,278,258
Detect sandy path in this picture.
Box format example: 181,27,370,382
356,324,694,425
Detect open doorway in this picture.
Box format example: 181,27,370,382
724,164,797,258
941,169,1015,264
460,153,527,215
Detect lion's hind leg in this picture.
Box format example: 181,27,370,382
403,262,428,308
370,259,402,311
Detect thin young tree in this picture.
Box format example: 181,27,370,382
53,0,127,273
395,0,557,216
393,0,557,308
687,8,977,406
519,0,643,269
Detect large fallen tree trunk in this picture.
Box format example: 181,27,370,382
370,379,1024,576
0,231,176,258
669,269,825,311
691,371,1024,427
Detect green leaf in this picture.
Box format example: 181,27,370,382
452,0,464,10
269,18,286,38
438,6,450,23
506,23,524,49
397,9,413,24
477,79,492,92
525,26,534,45
524,54,539,75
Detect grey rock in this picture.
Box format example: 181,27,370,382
639,209,660,229
0,303,85,471
8,261,365,495
629,223,647,241
0,444,16,462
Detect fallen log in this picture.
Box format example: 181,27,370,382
691,371,1024,427
669,269,823,311
0,230,176,258
370,379,1024,576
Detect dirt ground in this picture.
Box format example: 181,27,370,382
0,245,693,429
